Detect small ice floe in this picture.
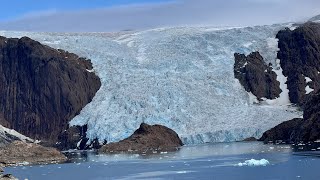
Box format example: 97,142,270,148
237,159,270,167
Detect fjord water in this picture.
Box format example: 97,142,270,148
6,142,320,180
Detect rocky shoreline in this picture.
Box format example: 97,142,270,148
0,141,67,167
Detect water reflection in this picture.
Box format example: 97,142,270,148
64,142,293,164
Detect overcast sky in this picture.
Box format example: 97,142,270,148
0,0,319,32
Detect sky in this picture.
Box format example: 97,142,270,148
0,0,319,32
0,0,169,21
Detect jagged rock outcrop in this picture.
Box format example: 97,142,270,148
57,125,105,150
234,52,281,100
0,174,17,180
100,123,183,153
260,91,320,143
259,118,303,143
0,167,16,180
277,22,320,104
0,36,101,149
0,141,67,166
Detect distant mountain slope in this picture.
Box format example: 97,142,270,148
309,14,320,22
0,36,101,148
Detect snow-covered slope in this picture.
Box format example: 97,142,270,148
0,124,34,146
0,24,301,145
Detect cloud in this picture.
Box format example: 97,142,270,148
0,0,319,32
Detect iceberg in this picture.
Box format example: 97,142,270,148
237,159,270,167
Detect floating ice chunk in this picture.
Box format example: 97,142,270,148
237,159,270,167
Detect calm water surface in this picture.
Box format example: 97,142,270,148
5,142,320,180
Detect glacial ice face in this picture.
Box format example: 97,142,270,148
0,24,301,144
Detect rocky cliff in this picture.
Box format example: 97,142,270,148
234,52,281,100
260,91,320,143
100,123,183,153
0,36,101,149
276,22,320,104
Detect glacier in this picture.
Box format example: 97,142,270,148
0,24,301,145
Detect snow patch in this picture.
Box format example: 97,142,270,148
287,23,298,31
262,60,290,106
86,69,95,73
237,159,270,167
248,92,259,104
305,86,314,94
0,124,34,142
241,62,248,68
305,76,312,83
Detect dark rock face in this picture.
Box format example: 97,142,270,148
0,141,67,166
100,123,183,153
234,52,281,100
0,36,101,149
56,125,105,150
259,118,303,143
277,22,320,104
0,174,17,180
260,91,320,143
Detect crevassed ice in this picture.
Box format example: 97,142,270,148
0,24,301,144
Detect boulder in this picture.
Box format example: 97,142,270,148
100,123,183,153
234,52,281,100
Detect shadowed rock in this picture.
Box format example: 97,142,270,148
100,123,183,153
259,118,303,143
0,36,101,150
234,52,281,100
260,91,320,143
0,174,17,180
